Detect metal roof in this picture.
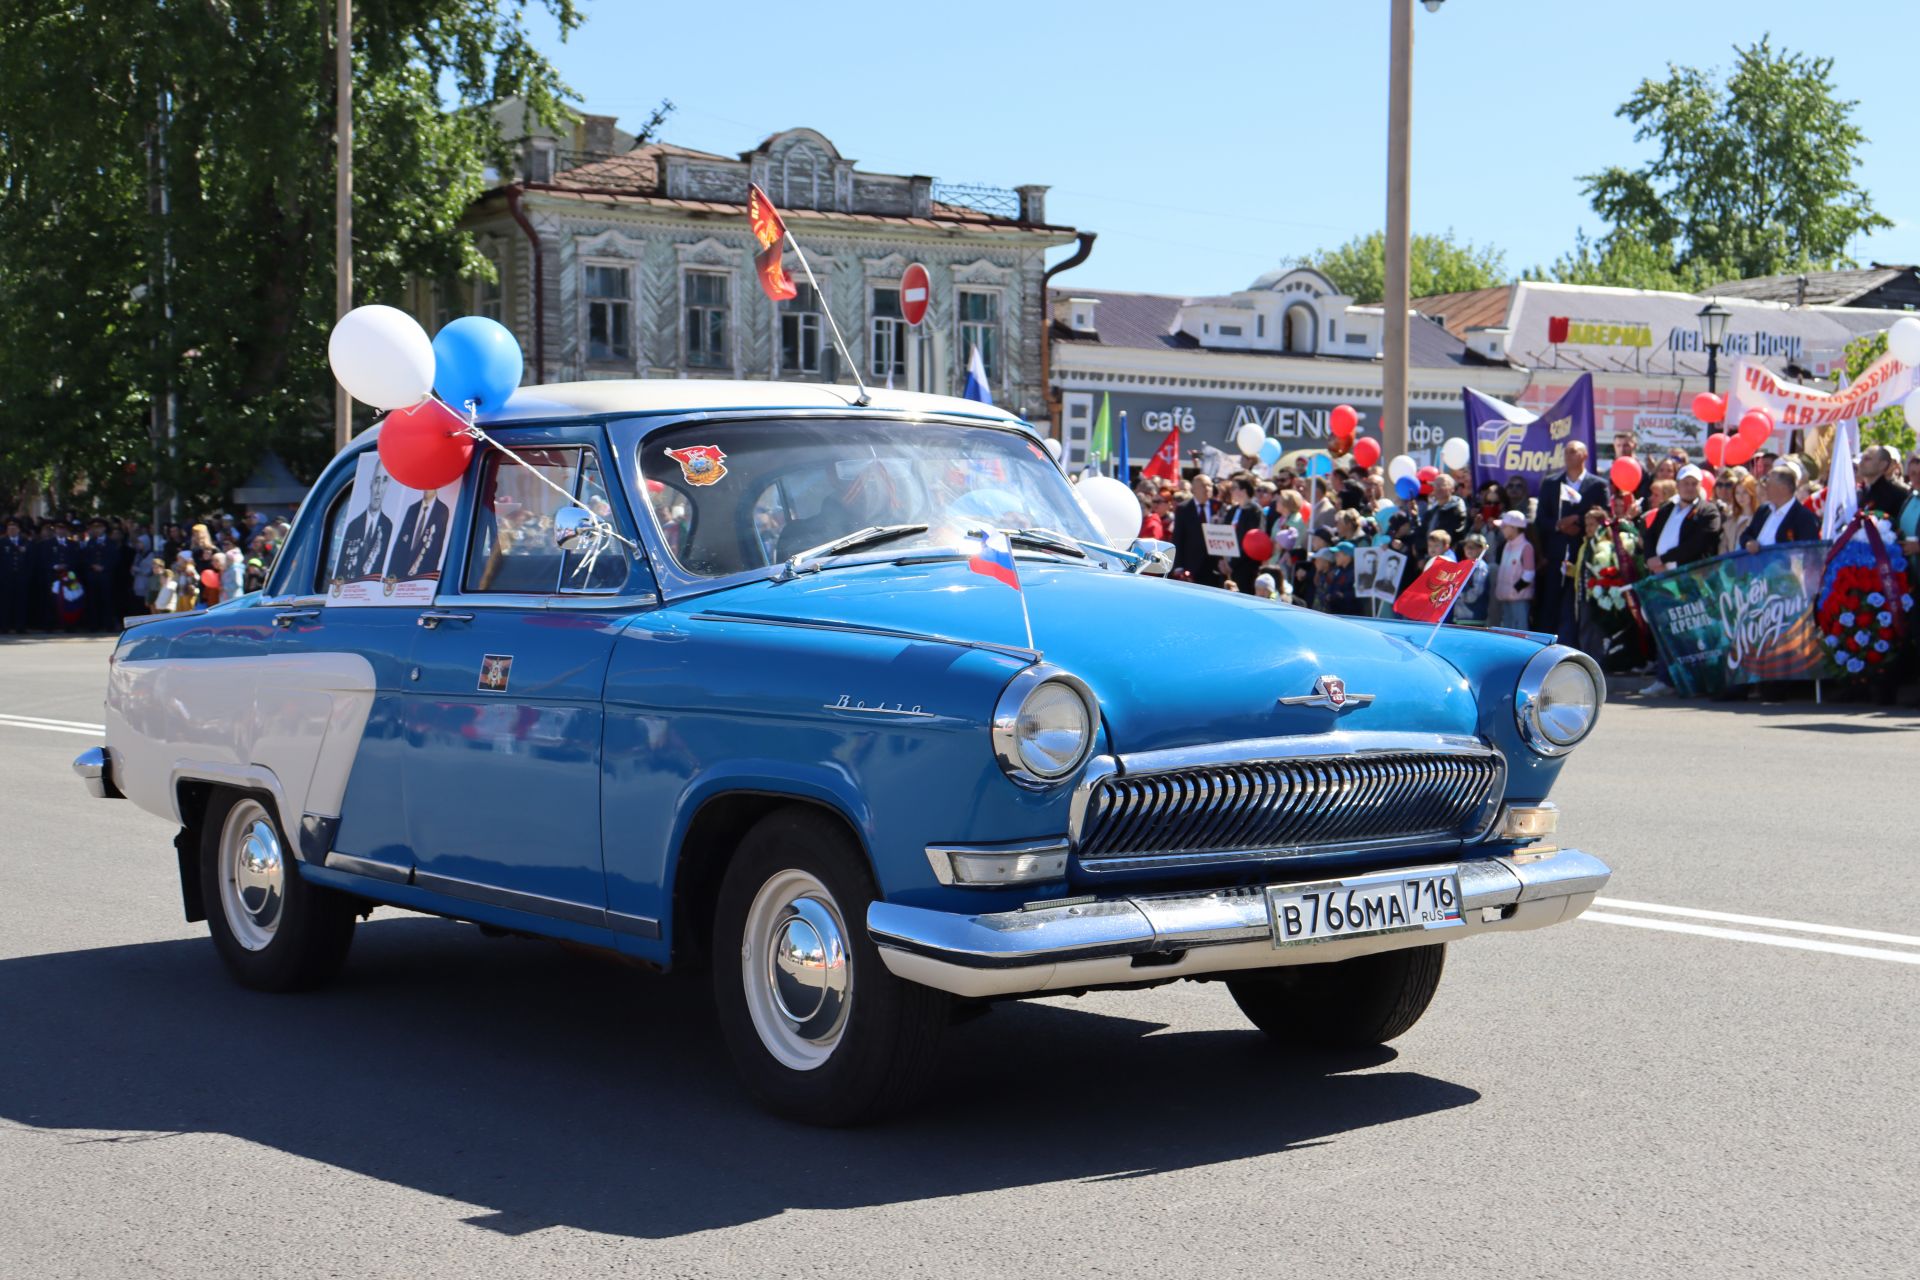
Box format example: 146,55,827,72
1705,265,1918,306
478,380,1025,426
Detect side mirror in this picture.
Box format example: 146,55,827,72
553,506,595,550
1127,538,1175,575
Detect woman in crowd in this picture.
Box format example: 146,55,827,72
1572,505,1641,664
1501,475,1534,524
1136,487,1171,541
1471,483,1507,543
1718,466,1761,555
173,552,200,611
221,546,247,601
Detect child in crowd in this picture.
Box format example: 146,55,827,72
150,560,178,614
1309,547,1335,611
1326,541,1360,615
1455,532,1491,625
1493,510,1535,630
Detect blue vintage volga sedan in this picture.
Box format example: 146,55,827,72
78,381,1609,1124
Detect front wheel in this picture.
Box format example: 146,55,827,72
201,791,357,991
712,808,948,1125
1227,944,1445,1048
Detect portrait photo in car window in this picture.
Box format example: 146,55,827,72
328,454,461,606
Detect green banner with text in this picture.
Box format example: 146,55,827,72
1633,542,1845,696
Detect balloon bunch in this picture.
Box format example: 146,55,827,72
328,305,525,489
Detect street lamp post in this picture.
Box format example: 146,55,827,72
1697,300,1730,397
1381,0,1444,463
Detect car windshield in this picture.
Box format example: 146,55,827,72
626,417,1107,579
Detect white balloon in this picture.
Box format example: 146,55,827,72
1440,437,1470,471
328,304,436,410
1077,475,1143,549
1888,316,1920,366
1044,436,1063,459
1234,422,1265,456
1387,453,1418,483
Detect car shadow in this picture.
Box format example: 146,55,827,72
0,918,1481,1239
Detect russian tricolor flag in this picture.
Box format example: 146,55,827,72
967,529,1021,592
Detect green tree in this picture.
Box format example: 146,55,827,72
0,1,581,519
1561,36,1888,288
1299,230,1507,304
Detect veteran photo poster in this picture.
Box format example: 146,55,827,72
329,455,459,606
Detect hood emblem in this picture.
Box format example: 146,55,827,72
1278,674,1374,711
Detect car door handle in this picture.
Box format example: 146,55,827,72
417,610,475,629
271,610,320,629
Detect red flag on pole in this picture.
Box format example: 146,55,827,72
1393,555,1475,624
747,183,796,301
1141,429,1182,483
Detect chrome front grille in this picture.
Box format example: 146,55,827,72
1075,749,1503,866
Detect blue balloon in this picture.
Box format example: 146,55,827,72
432,316,524,412
1395,475,1419,500
1257,438,1284,466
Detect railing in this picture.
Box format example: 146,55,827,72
931,181,1020,220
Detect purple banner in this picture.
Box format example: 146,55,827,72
1467,372,1596,497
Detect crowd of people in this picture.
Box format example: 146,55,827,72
1135,431,1920,689
0,510,290,634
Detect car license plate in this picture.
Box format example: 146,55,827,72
1266,869,1463,947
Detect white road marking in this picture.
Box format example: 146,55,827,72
1582,911,1920,967
1594,896,1920,949
0,712,105,736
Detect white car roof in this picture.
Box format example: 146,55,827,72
478,379,1026,427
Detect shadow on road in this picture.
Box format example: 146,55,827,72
0,918,1480,1239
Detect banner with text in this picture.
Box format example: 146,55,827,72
1467,373,1595,497
1724,354,1920,450
1633,541,1844,696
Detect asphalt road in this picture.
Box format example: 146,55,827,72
2,636,1916,1279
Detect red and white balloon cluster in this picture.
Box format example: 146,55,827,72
328,305,524,489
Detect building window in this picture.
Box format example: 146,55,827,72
527,139,556,184
870,286,906,381
959,289,999,384
781,143,823,209
685,269,729,369
585,263,631,362
475,264,504,322
781,282,822,374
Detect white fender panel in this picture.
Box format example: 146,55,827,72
106,654,378,839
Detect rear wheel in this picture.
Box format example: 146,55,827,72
201,791,356,991
1227,944,1445,1048
712,808,947,1125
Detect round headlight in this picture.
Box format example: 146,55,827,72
1515,646,1604,756
992,666,1096,787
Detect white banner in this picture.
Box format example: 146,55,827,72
1724,354,1920,447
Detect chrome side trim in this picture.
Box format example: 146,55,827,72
868,847,1612,999
689,610,1040,663
323,851,411,885
607,910,663,940
412,869,609,929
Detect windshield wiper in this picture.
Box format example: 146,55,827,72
1000,527,1088,559
779,523,929,578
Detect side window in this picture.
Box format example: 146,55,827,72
311,483,358,595
463,446,635,596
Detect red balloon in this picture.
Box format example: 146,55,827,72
1703,433,1727,468
1723,434,1758,466
1351,436,1381,468
378,397,473,490
1241,529,1274,561
1609,456,1643,493
1699,472,1716,498
1737,407,1773,445
1691,392,1727,424
1329,404,1359,440
1416,465,1440,482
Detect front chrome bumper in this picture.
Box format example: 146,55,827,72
868,847,1610,1000
73,747,122,800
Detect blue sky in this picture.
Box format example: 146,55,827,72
522,1,1919,297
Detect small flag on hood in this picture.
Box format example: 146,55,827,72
1393,553,1474,624
966,528,1021,592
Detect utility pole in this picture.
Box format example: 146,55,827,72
1380,0,1415,462
333,0,353,452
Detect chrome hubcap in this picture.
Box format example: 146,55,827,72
218,800,284,951
742,871,852,1071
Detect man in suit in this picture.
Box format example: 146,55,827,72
1646,466,1724,573
0,519,29,633
385,488,450,583
1742,465,1819,553
331,469,393,585
1532,440,1609,636
28,521,71,631
1171,473,1226,587
80,519,115,631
